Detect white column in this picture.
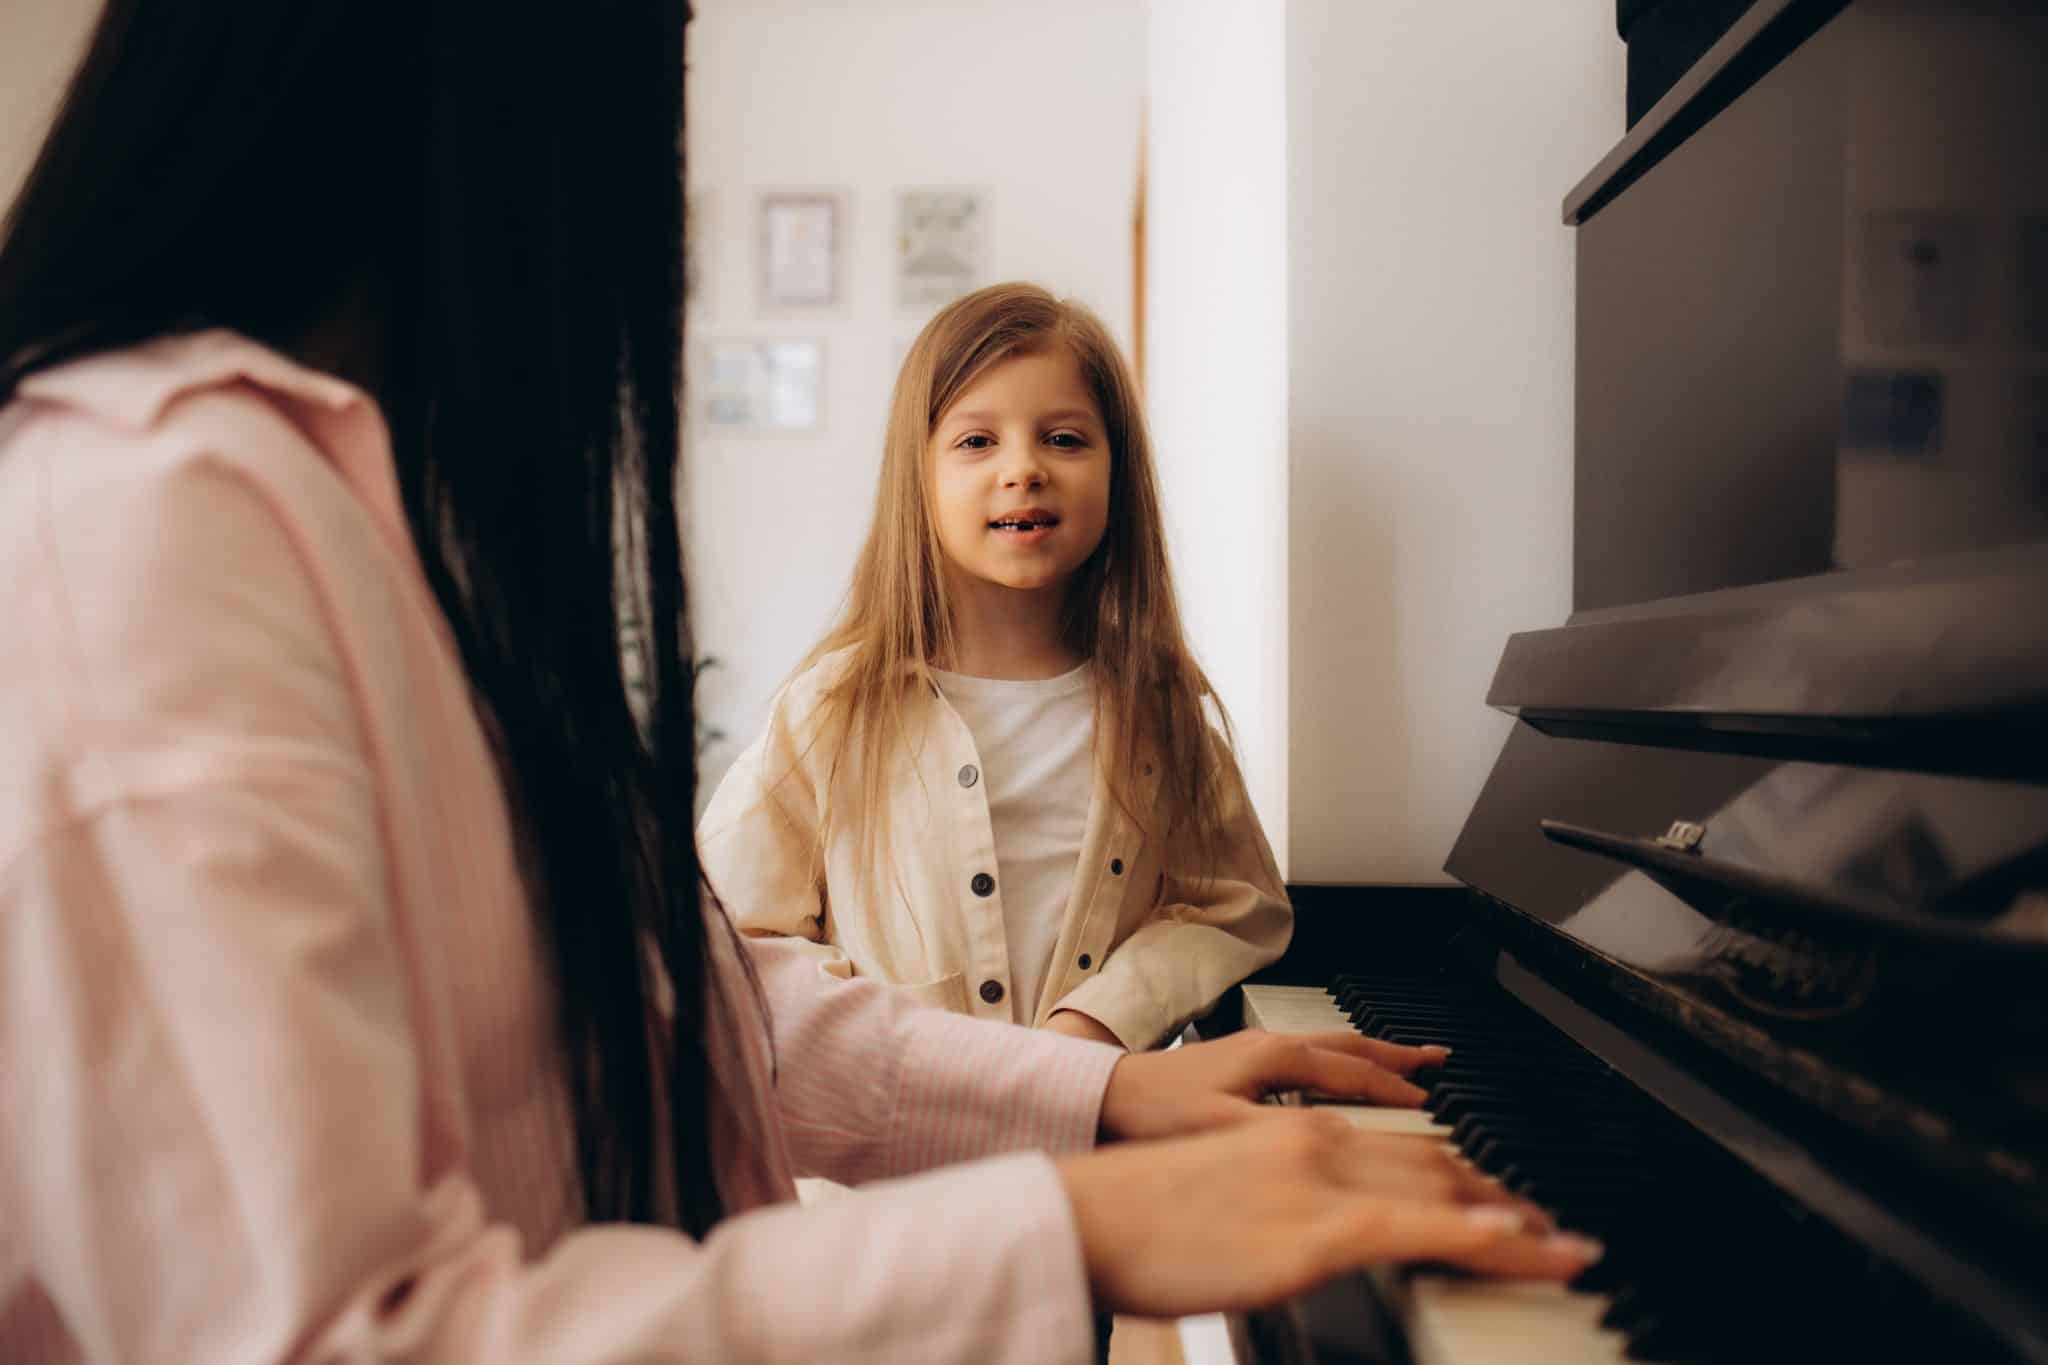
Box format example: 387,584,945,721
1285,1,1621,881
1144,0,1292,873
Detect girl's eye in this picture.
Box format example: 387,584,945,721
1046,432,1087,449
956,434,995,450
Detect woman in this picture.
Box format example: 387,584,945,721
0,3,1597,1361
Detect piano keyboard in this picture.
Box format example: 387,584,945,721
1243,981,1633,1365
1242,973,1987,1364
1242,986,1454,1139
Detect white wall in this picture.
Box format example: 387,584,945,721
0,0,101,213
1281,4,1622,882
683,0,1143,787
1143,0,1290,875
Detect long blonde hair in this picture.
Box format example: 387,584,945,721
791,282,1234,899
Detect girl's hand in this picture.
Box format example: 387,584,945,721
1057,1114,1600,1317
1043,1009,1125,1047
1098,1029,1448,1142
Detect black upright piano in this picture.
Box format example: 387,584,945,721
1224,2,2048,1360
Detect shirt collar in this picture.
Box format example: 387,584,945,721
18,329,417,566
18,327,365,430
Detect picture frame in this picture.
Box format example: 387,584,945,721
757,190,843,310
698,337,826,434
896,187,989,310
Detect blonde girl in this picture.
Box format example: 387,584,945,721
700,282,1291,1050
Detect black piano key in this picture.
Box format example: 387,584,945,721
1601,1284,1664,1333
1305,969,1999,1365
1623,1321,1691,1362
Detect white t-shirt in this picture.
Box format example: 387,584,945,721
931,662,1094,1024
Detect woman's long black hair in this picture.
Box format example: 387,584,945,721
0,1,724,1236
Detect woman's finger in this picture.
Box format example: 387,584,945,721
1310,1128,1559,1235
1260,1040,1430,1107
1291,1029,1453,1075
1436,1152,1557,1231
1314,1199,1600,1282
1441,1228,1606,1280
1312,1199,1526,1270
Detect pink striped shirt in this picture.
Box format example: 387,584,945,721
0,331,1122,1363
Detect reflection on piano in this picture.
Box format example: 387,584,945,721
1213,1,2048,1360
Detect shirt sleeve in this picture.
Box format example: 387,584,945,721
1050,728,1295,1051
0,407,1102,1365
695,695,859,982
745,934,1122,1183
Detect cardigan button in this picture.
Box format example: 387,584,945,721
1077,953,1093,970
1109,858,1124,876
958,763,979,788
979,978,1006,1005
970,872,995,897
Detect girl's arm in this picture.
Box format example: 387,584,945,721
1050,727,1293,1050
695,697,857,979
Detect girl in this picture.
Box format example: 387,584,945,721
0,4,1595,1361
701,284,1288,1052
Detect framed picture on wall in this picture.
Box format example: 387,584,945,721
699,337,825,433
757,190,843,310
896,188,988,309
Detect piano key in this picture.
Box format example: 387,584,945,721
1309,1101,1456,1139
1243,987,1462,1139
1241,983,1353,1034
1249,981,1643,1364
1394,1276,1634,1365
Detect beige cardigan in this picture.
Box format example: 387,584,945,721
698,650,1293,1050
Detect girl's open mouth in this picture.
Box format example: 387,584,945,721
989,511,1059,546
988,511,1059,531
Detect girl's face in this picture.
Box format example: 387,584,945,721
926,345,1112,600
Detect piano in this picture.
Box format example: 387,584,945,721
1210,2,2048,1361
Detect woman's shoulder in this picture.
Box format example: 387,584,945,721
0,333,403,854
3,330,419,616
11,328,358,445
3,330,380,531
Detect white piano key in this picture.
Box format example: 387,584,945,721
1245,985,1453,1131
1245,985,1453,1134
1241,983,1352,1034
1312,1102,1456,1139
1395,1275,1632,1365
1173,1311,1241,1365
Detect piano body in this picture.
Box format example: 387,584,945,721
1220,2,2048,1360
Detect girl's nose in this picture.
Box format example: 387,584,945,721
1000,454,1048,488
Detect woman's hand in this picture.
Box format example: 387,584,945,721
1057,1113,1600,1317
1043,1009,1125,1047
1098,1028,1449,1142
